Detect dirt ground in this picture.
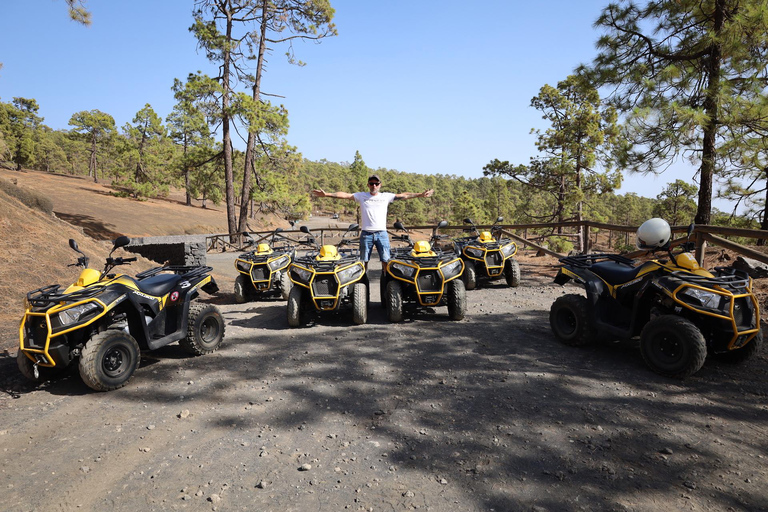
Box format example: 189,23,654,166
1,255,767,512
1,168,768,511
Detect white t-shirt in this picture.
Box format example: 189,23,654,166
353,192,395,231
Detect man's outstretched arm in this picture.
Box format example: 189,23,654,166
394,189,434,200
312,189,355,200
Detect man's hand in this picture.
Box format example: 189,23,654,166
422,189,434,198
312,189,326,198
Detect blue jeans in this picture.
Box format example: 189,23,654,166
359,230,390,262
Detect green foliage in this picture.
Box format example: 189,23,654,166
116,103,172,198
582,0,768,225
653,180,697,226
68,109,116,181
547,236,573,255
190,0,337,236
484,75,620,247
0,177,53,214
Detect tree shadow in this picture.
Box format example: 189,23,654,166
5,278,768,511
54,211,123,240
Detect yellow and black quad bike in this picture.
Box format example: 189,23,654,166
550,225,761,379
18,236,225,391
453,216,520,290
286,224,368,327
382,220,466,322
233,227,295,303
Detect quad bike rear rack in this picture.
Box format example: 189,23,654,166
135,265,213,280
558,253,636,268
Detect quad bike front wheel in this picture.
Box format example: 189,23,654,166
504,258,521,288
181,303,226,355
640,315,707,379
386,280,404,323
447,279,467,320
287,286,305,328
17,351,67,383
549,294,596,346
462,259,477,291
277,271,293,300
713,330,763,364
379,273,388,307
79,330,141,391
352,281,368,325
234,274,251,304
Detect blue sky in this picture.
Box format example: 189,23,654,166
0,0,692,201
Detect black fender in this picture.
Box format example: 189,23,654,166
202,276,219,294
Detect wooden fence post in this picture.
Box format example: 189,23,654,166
695,231,706,265
583,224,590,254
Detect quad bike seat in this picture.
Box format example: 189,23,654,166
135,274,185,296
589,260,655,285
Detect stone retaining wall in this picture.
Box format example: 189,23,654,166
126,235,207,267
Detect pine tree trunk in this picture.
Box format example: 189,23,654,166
238,0,269,234
695,0,724,226
222,12,237,241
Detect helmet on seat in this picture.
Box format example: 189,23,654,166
636,218,671,249
478,231,494,243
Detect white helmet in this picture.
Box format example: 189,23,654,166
636,218,671,249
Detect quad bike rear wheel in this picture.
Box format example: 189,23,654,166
462,260,477,291
181,303,226,355
504,258,521,287
79,330,141,391
713,329,763,364
352,281,368,325
549,294,596,346
640,315,707,379
277,271,292,300
386,280,404,323
234,274,251,304
447,279,467,320
287,286,305,327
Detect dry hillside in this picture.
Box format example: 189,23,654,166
0,167,258,351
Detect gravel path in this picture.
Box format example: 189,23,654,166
1,257,767,511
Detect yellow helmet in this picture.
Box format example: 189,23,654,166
256,243,272,254
317,245,340,260
479,231,494,243
76,268,101,287
413,240,431,253
411,240,436,257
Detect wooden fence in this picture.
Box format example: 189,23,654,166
206,220,768,266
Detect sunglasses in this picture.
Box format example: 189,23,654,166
368,181,381,186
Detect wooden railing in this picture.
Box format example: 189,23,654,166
207,220,768,266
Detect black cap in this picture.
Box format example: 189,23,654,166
368,174,381,183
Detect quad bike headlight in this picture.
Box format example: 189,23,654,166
441,259,463,279
268,255,290,270
680,287,721,310
465,247,484,258
291,266,313,285
57,302,102,327
337,265,363,286
236,260,251,273
390,262,416,279
500,243,517,257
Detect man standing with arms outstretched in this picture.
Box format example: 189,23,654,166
312,174,434,271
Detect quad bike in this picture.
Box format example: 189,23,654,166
18,236,225,391
234,227,295,303
286,224,368,327
550,219,762,379
381,220,466,322
453,216,520,290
